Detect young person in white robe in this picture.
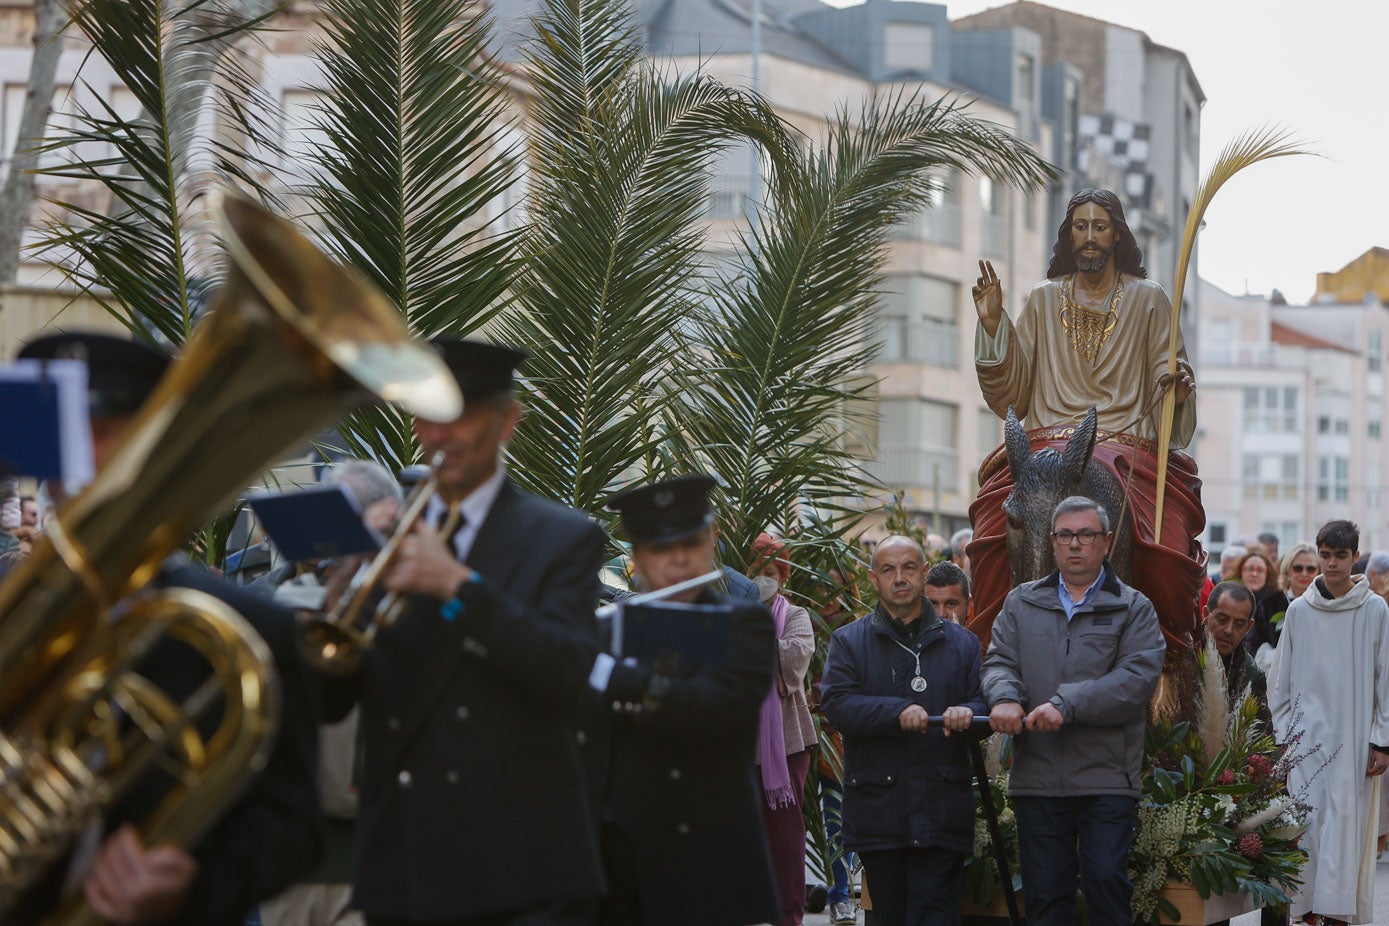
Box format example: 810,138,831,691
1270,520,1389,926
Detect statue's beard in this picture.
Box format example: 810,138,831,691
1073,245,1112,273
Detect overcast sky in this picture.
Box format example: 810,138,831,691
916,0,1385,305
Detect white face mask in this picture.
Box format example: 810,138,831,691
754,575,780,602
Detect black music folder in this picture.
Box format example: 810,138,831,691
611,601,736,669
0,359,95,482
248,483,385,561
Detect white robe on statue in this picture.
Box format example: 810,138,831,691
1270,576,1389,923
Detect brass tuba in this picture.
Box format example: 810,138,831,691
0,192,461,923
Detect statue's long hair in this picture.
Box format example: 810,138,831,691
1046,189,1147,280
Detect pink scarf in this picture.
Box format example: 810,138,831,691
758,593,797,809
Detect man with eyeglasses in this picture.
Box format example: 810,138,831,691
983,495,1164,926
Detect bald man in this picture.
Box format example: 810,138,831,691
821,535,984,926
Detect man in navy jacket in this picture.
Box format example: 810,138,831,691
821,535,985,926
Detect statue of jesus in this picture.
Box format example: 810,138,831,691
967,188,1206,652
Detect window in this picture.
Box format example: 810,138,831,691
884,23,934,73
1335,418,1350,435
1023,191,1036,230
1246,453,1299,500
1319,456,1349,502
978,407,1001,459
1371,330,1383,373
1209,523,1227,545
1318,415,1331,434
282,89,333,181
5,83,78,169
979,177,1008,259
706,142,755,220
1015,53,1035,101
1371,420,1382,440
877,275,958,367
1243,386,1300,433
1282,455,1299,500
875,398,959,490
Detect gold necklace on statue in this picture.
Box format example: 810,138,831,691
1059,273,1123,363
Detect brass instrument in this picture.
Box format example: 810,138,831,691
0,192,460,924
297,452,453,675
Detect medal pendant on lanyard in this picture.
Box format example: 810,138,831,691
890,637,927,693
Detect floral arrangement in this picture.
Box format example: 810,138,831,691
963,640,1323,925
1128,693,1310,923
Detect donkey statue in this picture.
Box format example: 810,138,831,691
1000,405,1133,588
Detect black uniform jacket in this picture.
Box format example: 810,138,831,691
315,479,607,921
148,562,323,924
5,561,322,926
461,587,781,926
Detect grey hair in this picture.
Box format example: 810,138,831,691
950,527,973,550
1367,550,1389,577
1051,495,1109,533
1221,545,1247,564
324,459,403,510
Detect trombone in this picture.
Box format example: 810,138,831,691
297,452,450,674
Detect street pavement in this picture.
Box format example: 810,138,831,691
800,852,1389,925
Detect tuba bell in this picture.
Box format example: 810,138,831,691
0,192,461,923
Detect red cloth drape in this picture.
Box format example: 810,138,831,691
965,431,1207,654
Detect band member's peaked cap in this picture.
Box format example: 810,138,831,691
18,332,171,418
606,474,717,545
430,336,530,402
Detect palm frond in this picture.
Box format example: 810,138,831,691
1169,126,1312,322
305,0,524,469
498,0,793,516
673,93,1056,568
1153,126,1312,536
33,0,280,347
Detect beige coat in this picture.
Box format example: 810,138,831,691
756,601,818,758
975,274,1195,447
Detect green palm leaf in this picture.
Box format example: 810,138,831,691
500,0,793,516
306,0,523,471
34,0,279,347
675,93,1057,568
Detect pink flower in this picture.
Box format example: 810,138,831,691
1247,755,1273,781
1237,833,1264,859
1215,769,1236,786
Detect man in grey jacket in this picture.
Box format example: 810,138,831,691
983,495,1165,926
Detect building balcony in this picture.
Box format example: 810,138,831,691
877,318,958,368
891,202,962,248
866,445,959,491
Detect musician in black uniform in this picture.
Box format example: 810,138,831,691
320,338,606,926
441,474,782,926
11,333,321,925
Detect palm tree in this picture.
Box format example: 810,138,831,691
33,0,279,347
495,0,793,519
303,0,524,471
669,94,1055,571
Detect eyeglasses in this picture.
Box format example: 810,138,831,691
1050,529,1106,545
1290,564,1318,574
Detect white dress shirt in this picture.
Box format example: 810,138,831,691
423,465,507,563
